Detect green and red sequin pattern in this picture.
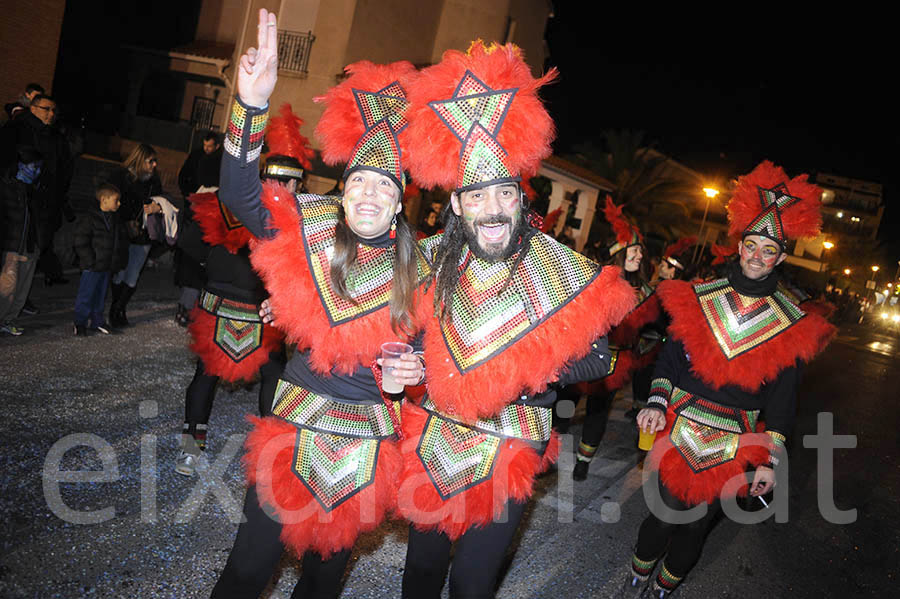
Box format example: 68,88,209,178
694,278,806,360
647,377,673,410
766,430,787,467
669,388,759,473
440,233,601,373
271,379,399,439
224,99,267,165
744,183,803,243
428,70,518,190
199,290,264,363
270,379,396,512
347,82,409,190
298,197,430,325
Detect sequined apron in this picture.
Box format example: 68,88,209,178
668,388,759,473
199,290,264,363
271,379,400,511
416,397,552,499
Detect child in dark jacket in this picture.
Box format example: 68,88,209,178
72,183,128,335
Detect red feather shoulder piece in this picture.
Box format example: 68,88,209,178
189,192,254,253
420,249,635,423
658,279,835,392
249,182,426,374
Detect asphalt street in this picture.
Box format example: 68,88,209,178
1,264,898,598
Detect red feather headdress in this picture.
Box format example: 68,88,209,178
402,40,557,191
263,103,314,178
710,243,737,266
603,195,642,255
727,160,822,246
314,60,417,192
663,236,697,270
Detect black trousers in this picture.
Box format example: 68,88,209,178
210,486,352,599
184,350,285,435
402,499,528,599
580,389,615,448
634,477,721,578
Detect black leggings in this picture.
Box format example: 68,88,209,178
402,499,528,599
634,477,721,578
580,390,615,448
185,350,285,434
210,486,352,599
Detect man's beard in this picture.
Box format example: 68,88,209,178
461,213,528,262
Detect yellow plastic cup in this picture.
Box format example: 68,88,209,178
638,429,657,451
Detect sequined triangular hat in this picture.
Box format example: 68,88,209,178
602,195,643,257
726,160,823,248
314,61,416,192
402,40,557,193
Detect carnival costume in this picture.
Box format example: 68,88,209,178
394,43,634,598
572,197,663,474
214,62,429,572
628,160,836,596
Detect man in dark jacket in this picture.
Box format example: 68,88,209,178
0,95,73,286
0,147,43,335
71,183,129,335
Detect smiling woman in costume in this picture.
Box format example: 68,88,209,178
207,9,428,599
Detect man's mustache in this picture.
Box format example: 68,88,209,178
473,215,513,227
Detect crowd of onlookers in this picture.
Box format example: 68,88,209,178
1,81,223,337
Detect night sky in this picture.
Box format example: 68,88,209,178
542,5,896,241
52,3,895,246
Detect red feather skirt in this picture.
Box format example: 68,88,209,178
188,307,283,383
646,407,772,506
243,416,403,558
397,402,559,540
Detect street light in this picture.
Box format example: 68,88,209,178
843,268,851,276
823,241,835,249
692,187,720,264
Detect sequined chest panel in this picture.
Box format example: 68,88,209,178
270,379,400,511
416,398,552,499
693,278,805,360
298,197,398,325
668,388,759,473
440,234,601,373
200,290,263,362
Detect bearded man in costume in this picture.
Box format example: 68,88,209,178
208,10,428,598
396,41,636,598
626,161,836,598
174,106,312,477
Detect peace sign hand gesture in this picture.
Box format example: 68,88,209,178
237,8,279,108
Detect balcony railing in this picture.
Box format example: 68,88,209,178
278,30,315,75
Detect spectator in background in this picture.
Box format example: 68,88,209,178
4,83,45,121
5,95,73,289
173,132,221,326
0,146,43,336
102,143,162,328
71,183,129,335
177,131,222,198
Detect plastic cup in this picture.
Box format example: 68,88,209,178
638,428,657,451
380,342,413,393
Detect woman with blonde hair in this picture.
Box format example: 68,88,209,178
102,142,162,328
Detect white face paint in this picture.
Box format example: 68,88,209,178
341,169,402,239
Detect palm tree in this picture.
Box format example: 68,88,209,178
567,130,698,246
